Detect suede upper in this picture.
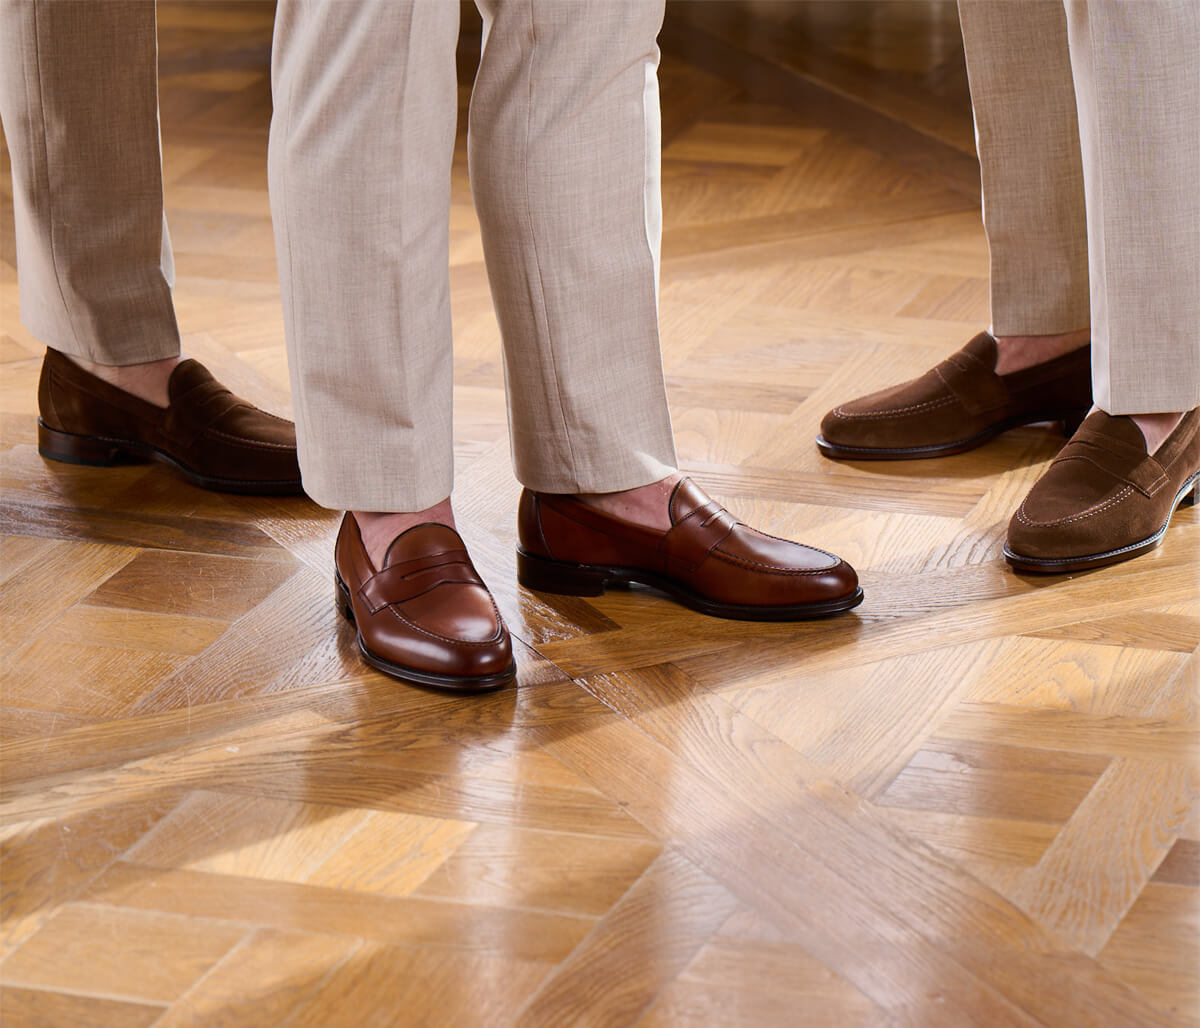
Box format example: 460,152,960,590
1007,409,1200,562
818,333,1093,456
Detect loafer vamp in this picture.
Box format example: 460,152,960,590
359,583,512,678
821,369,969,450
1008,460,1146,560
691,524,858,608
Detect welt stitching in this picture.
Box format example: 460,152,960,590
832,395,956,419
1015,484,1133,527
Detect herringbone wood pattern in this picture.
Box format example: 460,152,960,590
1,3,1196,1025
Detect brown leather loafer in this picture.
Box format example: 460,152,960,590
517,479,862,620
335,514,515,691
37,348,302,495
816,332,1092,460
1005,409,1200,573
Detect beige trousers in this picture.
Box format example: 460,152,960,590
268,0,678,511
0,0,180,366
959,0,1200,414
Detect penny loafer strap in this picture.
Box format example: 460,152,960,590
659,502,738,572
1053,440,1168,497
170,379,245,426
359,552,481,613
934,350,1008,415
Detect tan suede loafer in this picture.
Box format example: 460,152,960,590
517,479,862,620
335,514,515,691
816,332,1092,460
1005,409,1200,573
37,348,303,495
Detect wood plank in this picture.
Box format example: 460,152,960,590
514,850,739,1026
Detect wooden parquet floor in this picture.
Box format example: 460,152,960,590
1,2,1197,1025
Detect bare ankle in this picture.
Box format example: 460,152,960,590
1127,411,1185,454
353,500,456,569
64,352,183,408
574,472,682,531
993,328,1089,376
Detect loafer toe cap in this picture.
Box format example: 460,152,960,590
369,619,513,680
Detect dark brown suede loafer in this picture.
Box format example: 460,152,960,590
335,514,515,691
816,332,1092,460
517,479,862,620
37,348,303,495
1005,409,1200,573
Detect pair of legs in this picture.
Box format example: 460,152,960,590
966,0,1198,445
1,1,180,389
268,0,680,556
820,0,1200,573
1,0,302,493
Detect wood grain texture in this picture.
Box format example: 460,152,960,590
0,1,1194,1024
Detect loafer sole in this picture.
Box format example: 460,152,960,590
1004,471,1200,574
815,409,1088,461
517,548,863,621
38,419,304,496
335,573,516,692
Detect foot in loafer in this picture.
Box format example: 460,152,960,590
816,330,1092,460
517,477,863,620
1005,408,1200,573
37,348,303,495
335,511,515,692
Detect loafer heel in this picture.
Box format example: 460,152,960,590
1181,477,1199,508
37,419,141,467
517,548,607,597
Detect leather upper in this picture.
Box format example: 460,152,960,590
335,515,512,679
819,333,1093,451
1007,409,1200,560
519,478,859,608
38,348,300,487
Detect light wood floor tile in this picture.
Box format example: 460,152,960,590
81,863,593,963
153,929,360,1028
0,797,181,951
514,850,739,1026
304,810,479,897
0,987,163,1028
413,824,662,917
642,937,881,1027
281,944,551,1028
124,791,374,883
1099,882,1200,1027
0,904,245,1004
